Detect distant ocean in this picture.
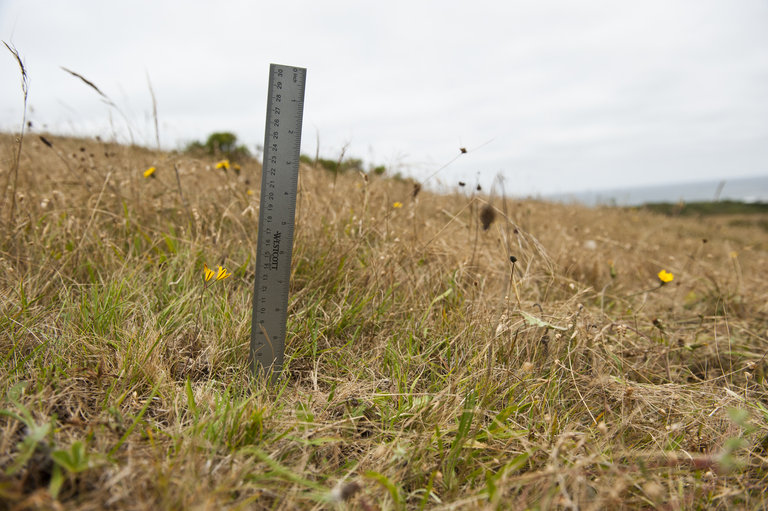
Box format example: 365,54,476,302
545,175,768,207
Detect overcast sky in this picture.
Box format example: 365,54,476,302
1,0,767,195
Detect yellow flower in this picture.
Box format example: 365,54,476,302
203,262,231,282
203,263,215,282
215,159,230,171
143,166,156,178
233,163,242,172
215,265,231,281
393,202,403,209
246,189,254,196
657,269,674,284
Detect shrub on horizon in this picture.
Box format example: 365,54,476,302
186,131,251,163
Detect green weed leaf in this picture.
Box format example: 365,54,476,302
520,310,567,331
52,441,90,473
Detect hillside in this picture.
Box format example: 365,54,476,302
1,133,767,509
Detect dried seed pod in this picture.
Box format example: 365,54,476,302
480,204,496,230
333,481,362,501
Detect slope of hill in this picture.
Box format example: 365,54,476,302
1,133,767,509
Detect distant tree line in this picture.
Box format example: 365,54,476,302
186,132,251,162
186,131,391,177
299,154,387,176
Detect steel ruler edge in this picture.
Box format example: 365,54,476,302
250,63,306,379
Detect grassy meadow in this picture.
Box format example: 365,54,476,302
1,132,767,510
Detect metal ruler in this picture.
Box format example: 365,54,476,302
250,64,306,378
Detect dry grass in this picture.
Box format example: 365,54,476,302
0,132,767,510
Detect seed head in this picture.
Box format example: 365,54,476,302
330,481,362,502
480,204,495,230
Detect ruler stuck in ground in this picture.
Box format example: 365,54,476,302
250,64,306,379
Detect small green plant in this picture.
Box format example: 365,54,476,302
0,384,94,498
1,385,53,477
49,441,94,498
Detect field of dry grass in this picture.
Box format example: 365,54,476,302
1,132,767,510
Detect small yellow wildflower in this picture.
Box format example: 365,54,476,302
143,166,156,178
246,189,254,196
215,159,230,171
657,269,674,284
215,265,231,281
203,263,215,282
233,163,242,172
393,201,403,209
203,262,231,282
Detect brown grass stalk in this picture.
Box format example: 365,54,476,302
2,42,29,227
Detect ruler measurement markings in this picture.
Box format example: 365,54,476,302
250,64,306,378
